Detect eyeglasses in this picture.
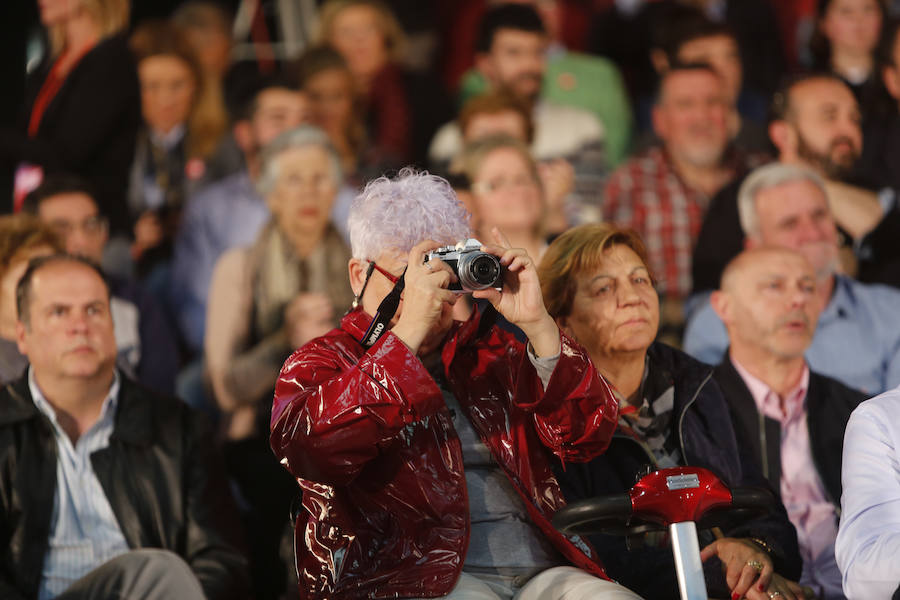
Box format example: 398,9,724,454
47,216,108,238
371,262,400,284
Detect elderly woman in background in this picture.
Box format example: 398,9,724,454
0,215,62,384
128,20,239,274
537,223,805,600
1,0,138,236
205,125,353,600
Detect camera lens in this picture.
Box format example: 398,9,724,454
459,253,501,290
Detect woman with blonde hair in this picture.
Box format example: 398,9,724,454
316,0,452,165
127,20,239,274
0,0,140,237
454,135,552,263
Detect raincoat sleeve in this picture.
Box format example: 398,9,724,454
269,330,445,487
498,327,619,464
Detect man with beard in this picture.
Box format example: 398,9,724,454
684,163,900,395
710,245,866,600
602,63,765,342
691,73,900,296
428,3,607,219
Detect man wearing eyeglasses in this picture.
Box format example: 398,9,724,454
23,175,179,394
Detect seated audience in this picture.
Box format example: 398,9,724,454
128,20,239,275
0,254,248,599
457,0,633,165
269,168,643,599
0,215,61,384
692,73,900,296
644,10,771,154
538,224,803,600
296,45,387,185
205,126,354,600
684,163,900,395
835,383,900,598
590,0,785,101
604,63,764,342
316,0,453,166
861,17,900,190
457,89,534,146
810,0,891,129
711,247,866,600
171,2,234,95
23,175,179,394
453,91,588,230
429,3,607,208
169,79,311,355
0,0,139,235
454,135,554,259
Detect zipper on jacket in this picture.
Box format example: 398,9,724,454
758,411,769,480
676,371,714,462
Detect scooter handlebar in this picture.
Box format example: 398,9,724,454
551,494,633,536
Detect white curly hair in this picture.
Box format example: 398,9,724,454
348,168,471,260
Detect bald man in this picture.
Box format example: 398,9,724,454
711,247,865,600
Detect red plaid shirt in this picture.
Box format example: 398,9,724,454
602,145,765,298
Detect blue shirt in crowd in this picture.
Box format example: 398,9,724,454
30,369,129,600
683,275,900,395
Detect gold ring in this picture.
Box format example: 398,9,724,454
768,592,782,598
747,560,764,573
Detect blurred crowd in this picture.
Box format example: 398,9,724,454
3,0,900,599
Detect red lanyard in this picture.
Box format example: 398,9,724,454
27,44,93,137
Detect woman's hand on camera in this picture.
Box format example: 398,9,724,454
474,227,559,358
391,240,458,354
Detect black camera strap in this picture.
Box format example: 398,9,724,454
360,268,406,348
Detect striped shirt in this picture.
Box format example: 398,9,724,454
29,368,130,600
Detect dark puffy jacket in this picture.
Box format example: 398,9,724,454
0,374,250,600
555,342,801,599
270,306,619,599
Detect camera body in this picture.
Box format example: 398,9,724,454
424,239,504,292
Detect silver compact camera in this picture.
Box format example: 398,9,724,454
424,239,504,292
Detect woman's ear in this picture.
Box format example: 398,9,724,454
348,258,367,296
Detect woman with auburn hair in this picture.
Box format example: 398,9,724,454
0,0,139,237
128,20,239,277
316,0,452,166
538,223,805,600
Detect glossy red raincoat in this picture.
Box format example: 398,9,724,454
270,307,619,599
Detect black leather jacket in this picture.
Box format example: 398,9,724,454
0,373,250,600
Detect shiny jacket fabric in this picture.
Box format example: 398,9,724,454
270,307,619,599
0,374,250,600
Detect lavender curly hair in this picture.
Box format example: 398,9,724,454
348,168,471,260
